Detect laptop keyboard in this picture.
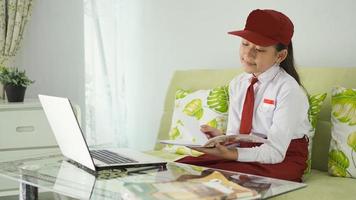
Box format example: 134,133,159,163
90,150,138,164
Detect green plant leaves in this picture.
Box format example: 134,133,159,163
207,85,229,113
347,132,356,152
308,93,327,129
183,99,203,120
328,149,350,177
332,88,356,126
0,66,34,87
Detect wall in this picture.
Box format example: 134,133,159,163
15,0,356,150
15,0,85,124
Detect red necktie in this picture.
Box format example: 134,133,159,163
239,77,258,134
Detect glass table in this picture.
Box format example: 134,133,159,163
0,150,306,200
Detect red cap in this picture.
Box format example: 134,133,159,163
228,9,294,46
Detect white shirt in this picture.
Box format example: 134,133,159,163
227,64,311,164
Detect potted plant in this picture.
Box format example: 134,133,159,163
0,66,34,102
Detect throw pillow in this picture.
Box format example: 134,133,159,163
163,85,229,156
303,92,327,178
328,86,356,178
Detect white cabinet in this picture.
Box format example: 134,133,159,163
0,99,59,151
0,99,80,196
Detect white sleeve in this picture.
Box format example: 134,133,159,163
237,84,309,164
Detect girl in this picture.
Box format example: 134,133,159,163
177,9,311,182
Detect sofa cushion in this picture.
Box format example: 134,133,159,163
271,169,356,200
162,86,229,156
328,86,356,178
304,93,327,177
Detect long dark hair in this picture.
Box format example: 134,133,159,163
275,42,302,86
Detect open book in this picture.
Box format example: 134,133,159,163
160,134,269,148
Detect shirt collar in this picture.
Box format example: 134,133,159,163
256,64,281,83
241,64,281,84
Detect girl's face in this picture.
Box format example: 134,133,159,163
239,39,287,76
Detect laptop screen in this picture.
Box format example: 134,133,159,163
39,95,96,171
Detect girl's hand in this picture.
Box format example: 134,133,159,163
200,125,223,139
203,135,238,148
191,143,238,160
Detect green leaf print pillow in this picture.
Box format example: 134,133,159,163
163,85,229,156
303,92,327,178
328,86,356,178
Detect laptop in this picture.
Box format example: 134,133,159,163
38,94,166,173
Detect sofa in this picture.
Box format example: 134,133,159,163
147,67,356,199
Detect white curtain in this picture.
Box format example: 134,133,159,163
84,0,128,147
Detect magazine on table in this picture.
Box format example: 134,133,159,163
160,133,269,148
123,170,260,200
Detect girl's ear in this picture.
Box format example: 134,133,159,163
276,49,288,64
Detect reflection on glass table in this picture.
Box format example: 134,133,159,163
0,151,306,200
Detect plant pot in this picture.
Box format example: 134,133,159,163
5,85,27,102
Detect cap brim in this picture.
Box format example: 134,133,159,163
228,30,278,46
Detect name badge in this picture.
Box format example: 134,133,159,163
263,98,275,105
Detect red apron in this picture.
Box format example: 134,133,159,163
176,136,308,182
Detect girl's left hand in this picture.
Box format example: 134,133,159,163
191,143,238,160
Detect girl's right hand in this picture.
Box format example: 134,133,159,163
200,125,223,139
